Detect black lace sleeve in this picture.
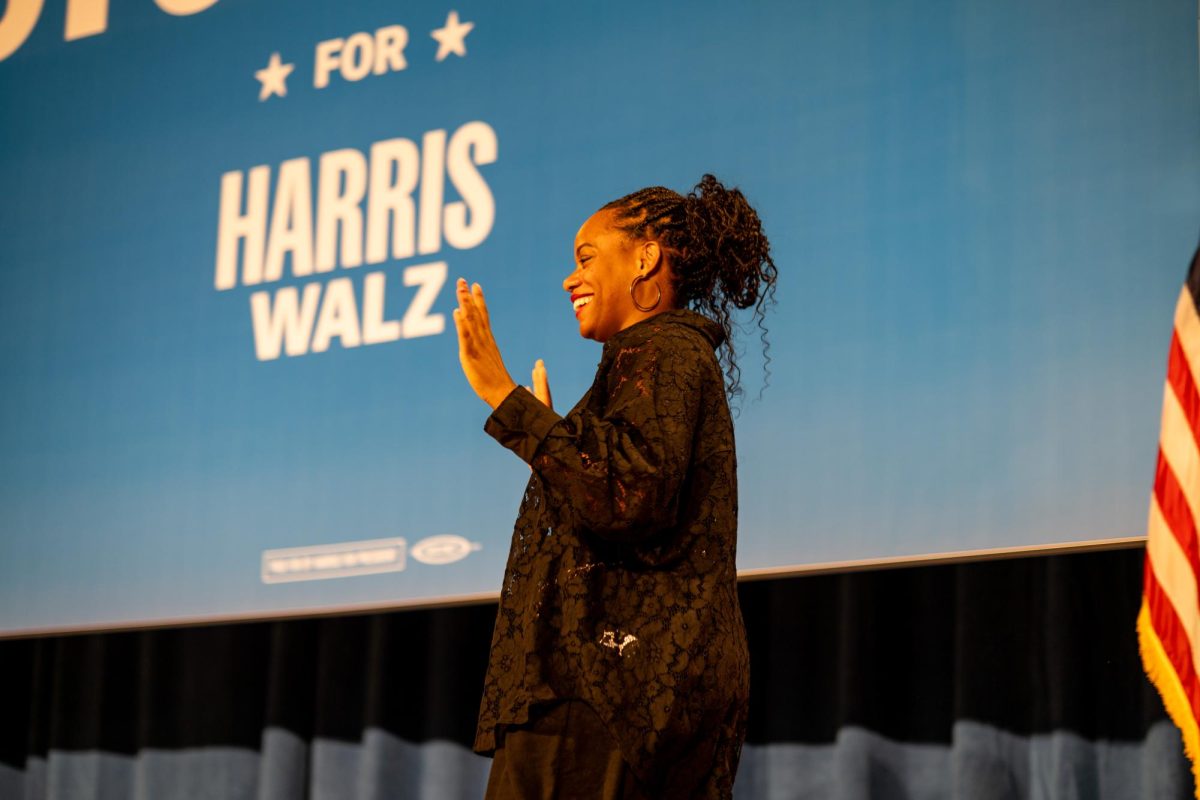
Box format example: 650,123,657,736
484,331,709,540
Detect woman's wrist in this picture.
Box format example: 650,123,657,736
483,380,519,411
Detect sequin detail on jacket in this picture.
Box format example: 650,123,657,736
474,309,750,798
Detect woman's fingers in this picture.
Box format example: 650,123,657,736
532,358,552,409
452,307,467,345
452,303,471,343
455,276,503,369
452,277,517,410
455,278,486,348
456,278,474,321
457,278,494,338
472,282,491,327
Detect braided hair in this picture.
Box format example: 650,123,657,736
601,174,777,402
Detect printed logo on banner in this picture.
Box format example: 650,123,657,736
261,537,407,583
410,534,481,565
212,10,494,361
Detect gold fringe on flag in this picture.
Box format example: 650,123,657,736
1138,600,1200,799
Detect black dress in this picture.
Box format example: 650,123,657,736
475,309,750,799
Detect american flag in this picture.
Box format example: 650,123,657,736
1140,244,1200,798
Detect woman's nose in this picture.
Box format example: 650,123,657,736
563,270,580,292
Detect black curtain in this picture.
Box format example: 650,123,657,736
1,546,1190,799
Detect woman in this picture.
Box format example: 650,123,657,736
452,175,776,799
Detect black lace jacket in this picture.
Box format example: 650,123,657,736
474,309,750,798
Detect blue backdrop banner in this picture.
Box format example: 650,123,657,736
1,0,1197,635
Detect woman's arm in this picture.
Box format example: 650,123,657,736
485,331,712,540
451,275,715,539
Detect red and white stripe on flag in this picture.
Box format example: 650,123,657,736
1140,246,1200,799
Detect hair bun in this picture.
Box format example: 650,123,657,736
600,175,778,401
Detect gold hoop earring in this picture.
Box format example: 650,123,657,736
630,274,661,312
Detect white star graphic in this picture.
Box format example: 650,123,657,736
255,52,294,102
431,10,474,62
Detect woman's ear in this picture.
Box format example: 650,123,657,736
640,241,663,275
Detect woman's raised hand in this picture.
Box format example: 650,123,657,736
531,359,553,410
452,278,517,410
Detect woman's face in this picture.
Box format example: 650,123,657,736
563,209,643,342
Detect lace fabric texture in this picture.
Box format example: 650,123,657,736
475,309,750,798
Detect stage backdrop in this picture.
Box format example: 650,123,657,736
0,0,1197,636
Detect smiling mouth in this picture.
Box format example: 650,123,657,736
572,295,593,312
